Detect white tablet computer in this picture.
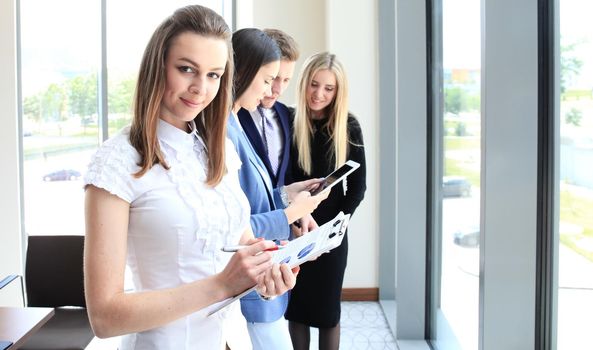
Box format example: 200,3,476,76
310,160,360,196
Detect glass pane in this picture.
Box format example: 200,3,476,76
21,0,100,236
20,1,229,237
557,0,593,348
431,0,481,348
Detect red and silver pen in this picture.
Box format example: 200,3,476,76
221,245,286,253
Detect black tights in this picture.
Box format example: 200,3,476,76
289,321,341,350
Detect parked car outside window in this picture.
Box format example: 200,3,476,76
42,169,82,182
443,176,472,197
453,226,479,248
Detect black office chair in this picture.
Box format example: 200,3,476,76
2,235,95,350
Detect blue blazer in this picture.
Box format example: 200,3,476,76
227,114,291,322
237,102,292,187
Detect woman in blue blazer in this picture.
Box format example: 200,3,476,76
228,28,329,350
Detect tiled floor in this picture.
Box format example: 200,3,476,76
87,301,398,349
309,301,398,350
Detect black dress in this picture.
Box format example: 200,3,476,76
284,113,367,328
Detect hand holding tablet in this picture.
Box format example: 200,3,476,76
310,160,360,196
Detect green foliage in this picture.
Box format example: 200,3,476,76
465,94,480,111
560,235,593,263
67,74,97,117
445,87,463,115
108,117,132,135
109,76,136,114
443,136,480,186
23,95,41,123
562,89,592,100
23,139,97,160
565,107,582,126
560,40,584,93
559,189,593,262
443,157,480,186
42,83,66,122
455,122,467,136
560,190,593,233
443,120,468,136
444,86,480,115
445,136,480,150
23,72,136,132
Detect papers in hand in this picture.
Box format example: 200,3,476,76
271,211,350,268
207,211,351,316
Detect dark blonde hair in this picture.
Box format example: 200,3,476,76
293,52,349,174
130,5,233,186
263,28,299,61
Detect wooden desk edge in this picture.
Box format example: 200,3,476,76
5,307,55,350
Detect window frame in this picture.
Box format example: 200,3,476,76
381,0,546,349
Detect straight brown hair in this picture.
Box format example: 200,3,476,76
129,5,233,186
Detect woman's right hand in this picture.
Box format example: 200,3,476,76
283,178,324,201
284,189,329,224
218,239,276,296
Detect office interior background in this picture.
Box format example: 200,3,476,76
0,0,591,349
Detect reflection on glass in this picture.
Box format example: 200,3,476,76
557,0,593,348
21,0,100,236
432,0,481,348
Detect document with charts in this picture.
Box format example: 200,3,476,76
207,211,351,316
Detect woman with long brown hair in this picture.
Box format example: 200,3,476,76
83,6,296,349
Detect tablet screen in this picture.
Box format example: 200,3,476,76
310,161,359,195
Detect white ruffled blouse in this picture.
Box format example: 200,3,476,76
84,119,251,350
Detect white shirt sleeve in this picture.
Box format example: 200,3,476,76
83,131,141,203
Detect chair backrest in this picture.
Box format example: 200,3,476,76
25,235,86,308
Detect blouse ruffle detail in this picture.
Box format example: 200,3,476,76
159,125,248,255
83,126,140,203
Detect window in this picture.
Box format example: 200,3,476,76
430,0,481,348
556,0,593,348
19,1,231,237
20,0,100,236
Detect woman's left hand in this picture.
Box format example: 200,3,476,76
256,264,300,298
291,213,318,238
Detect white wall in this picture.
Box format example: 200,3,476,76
248,0,327,107
0,0,24,306
247,0,380,288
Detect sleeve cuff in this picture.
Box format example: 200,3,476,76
279,186,290,207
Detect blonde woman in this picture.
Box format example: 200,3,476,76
285,52,367,350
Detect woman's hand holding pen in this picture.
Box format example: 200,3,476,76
219,238,298,298
217,239,276,297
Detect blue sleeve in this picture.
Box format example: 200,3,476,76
250,209,290,241
272,187,286,209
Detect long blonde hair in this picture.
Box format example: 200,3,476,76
129,5,233,186
293,52,349,174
